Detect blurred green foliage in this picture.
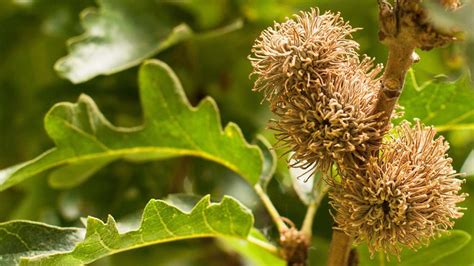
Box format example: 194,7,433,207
0,0,472,265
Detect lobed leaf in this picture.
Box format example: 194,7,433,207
54,0,193,83
0,195,255,265
256,135,277,189
220,229,285,266
399,230,471,265
0,60,263,191
358,230,472,266
397,69,474,131
0,221,84,265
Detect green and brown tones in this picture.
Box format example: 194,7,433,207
249,9,385,176
330,121,466,257
250,4,466,260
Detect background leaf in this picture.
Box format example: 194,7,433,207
397,69,474,131
220,228,285,266
0,195,254,265
55,0,193,83
0,221,84,265
1,1,473,265
256,135,277,189
357,230,472,266
0,60,263,191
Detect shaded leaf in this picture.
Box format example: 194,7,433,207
256,135,277,189
461,150,474,177
0,60,263,191
288,153,329,206
0,221,84,265
398,69,474,131
309,236,330,265
358,230,472,266
220,228,285,266
289,163,314,205
55,0,193,83
174,0,229,29
467,42,474,84
400,230,471,265
0,195,254,265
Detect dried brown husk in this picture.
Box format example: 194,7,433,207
249,8,360,102
270,58,384,176
330,121,467,258
250,9,385,176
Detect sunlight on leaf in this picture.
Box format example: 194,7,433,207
358,230,471,266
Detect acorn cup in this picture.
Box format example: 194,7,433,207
249,7,466,261
329,121,467,258
249,9,385,176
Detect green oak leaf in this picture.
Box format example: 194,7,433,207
357,230,472,266
0,60,263,191
255,135,277,189
54,0,193,84
173,0,228,29
220,228,285,266
0,221,84,265
162,194,284,265
397,69,474,131
0,195,255,265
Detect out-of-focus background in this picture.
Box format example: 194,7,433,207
0,0,472,265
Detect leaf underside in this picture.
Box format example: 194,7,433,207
0,195,255,265
220,229,286,266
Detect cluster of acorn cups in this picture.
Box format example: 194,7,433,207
249,8,466,258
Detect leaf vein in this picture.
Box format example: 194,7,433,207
0,228,31,251
151,203,176,237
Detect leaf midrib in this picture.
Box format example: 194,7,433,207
24,232,252,264
5,146,243,186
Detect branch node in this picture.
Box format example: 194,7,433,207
280,227,310,266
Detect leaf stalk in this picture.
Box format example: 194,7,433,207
300,178,328,238
254,183,289,233
247,235,281,256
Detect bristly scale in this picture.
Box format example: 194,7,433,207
330,121,466,258
249,8,385,177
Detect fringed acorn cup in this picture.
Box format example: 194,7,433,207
249,9,384,177
330,121,467,259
